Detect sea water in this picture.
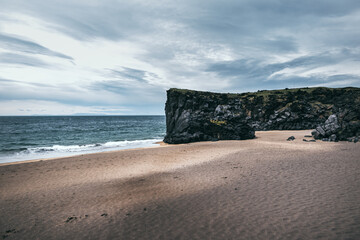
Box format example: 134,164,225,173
0,116,165,164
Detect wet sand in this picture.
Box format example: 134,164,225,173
1,130,359,239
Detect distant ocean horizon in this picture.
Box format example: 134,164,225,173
0,115,166,164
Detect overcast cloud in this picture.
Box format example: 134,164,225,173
0,0,359,115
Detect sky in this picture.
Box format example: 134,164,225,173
0,0,359,115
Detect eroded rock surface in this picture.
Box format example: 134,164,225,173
164,87,360,144
164,89,255,143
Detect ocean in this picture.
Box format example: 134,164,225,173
0,116,166,164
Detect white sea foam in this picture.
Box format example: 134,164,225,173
0,139,162,164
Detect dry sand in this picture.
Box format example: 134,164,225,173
1,130,359,239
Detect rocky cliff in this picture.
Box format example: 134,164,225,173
164,87,360,144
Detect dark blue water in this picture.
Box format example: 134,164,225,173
0,116,165,163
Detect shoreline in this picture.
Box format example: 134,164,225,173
0,142,164,167
0,139,164,166
0,130,312,166
1,130,359,239
1,129,355,167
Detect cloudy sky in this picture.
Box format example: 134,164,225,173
0,0,359,115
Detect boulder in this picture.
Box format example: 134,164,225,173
312,111,360,141
312,114,340,139
287,136,295,141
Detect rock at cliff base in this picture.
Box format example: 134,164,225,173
312,113,360,141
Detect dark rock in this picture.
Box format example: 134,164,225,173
101,213,108,217
313,111,359,141
164,89,255,143
164,87,360,144
329,134,337,142
287,136,295,141
347,137,359,143
65,216,77,223
304,135,312,138
315,126,326,136
303,139,316,142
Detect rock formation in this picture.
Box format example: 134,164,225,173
312,113,360,142
163,89,255,143
164,87,360,144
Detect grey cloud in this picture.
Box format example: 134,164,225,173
103,67,161,86
0,33,73,60
96,79,167,105
0,52,49,67
91,80,128,94
2,0,360,46
0,79,103,105
2,0,360,56
206,50,360,78
133,0,360,92
311,74,360,87
262,37,298,53
0,77,55,88
205,49,360,92
106,67,150,83
224,74,360,93
90,66,166,104
186,1,360,41
85,67,164,101
0,0,148,41
88,79,166,109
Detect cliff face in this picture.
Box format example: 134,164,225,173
164,87,360,144
164,89,255,143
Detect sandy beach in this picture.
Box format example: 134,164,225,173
1,130,359,239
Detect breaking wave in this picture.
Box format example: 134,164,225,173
0,139,162,164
